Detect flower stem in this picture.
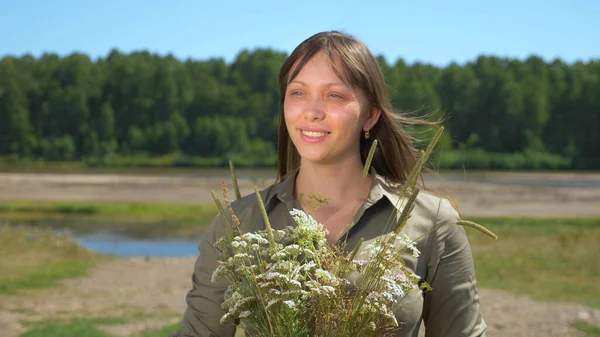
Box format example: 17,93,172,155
347,238,364,261
362,139,378,179
394,187,420,234
457,220,498,239
211,190,230,227
255,187,276,249
400,126,444,196
229,160,242,201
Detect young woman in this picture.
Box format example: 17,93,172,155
173,31,487,337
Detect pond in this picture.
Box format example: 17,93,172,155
73,230,201,258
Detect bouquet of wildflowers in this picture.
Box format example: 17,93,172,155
210,127,496,337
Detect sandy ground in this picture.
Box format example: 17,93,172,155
1,171,600,336
1,171,600,217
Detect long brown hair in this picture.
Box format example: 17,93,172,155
276,30,440,187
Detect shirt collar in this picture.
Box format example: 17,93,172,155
267,167,405,213
265,168,298,207
367,169,406,213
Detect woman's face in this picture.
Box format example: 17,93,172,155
283,51,378,165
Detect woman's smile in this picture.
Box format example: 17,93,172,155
298,127,331,143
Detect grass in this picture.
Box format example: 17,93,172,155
0,200,216,218
133,320,246,337
466,216,600,309
15,317,247,337
0,200,218,238
574,321,600,337
19,317,129,337
0,153,279,170
134,321,183,337
0,226,108,295
20,321,112,337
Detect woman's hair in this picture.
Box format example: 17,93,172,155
276,30,439,186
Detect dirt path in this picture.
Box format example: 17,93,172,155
0,257,192,337
1,257,599,337
1,171,600,217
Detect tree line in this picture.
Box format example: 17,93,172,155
0,48,598,169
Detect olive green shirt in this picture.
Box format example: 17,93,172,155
173,170,487,337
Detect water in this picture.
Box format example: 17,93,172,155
74,231,201,257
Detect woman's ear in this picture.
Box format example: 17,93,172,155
364,107,382,131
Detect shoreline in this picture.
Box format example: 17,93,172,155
1,172,600,218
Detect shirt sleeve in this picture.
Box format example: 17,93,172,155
172,214,237,337
421,198,487,337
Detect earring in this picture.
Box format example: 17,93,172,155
364,130,371,139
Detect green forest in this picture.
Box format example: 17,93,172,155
0,49,598,170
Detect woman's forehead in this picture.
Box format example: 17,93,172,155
288,50,353,87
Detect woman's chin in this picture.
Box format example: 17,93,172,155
297,150,330,164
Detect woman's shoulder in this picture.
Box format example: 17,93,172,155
213,180,286,226
374,173,461,230
205,182,281,237
412,189,462,228
228,180,282,211
410,189,470,249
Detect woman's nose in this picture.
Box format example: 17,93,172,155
303,97,326,120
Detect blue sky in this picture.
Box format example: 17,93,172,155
1,0,598,67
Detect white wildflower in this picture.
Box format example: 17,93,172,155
298,261,316,273
284,244,301,256
283,300,296,309
303,249,315,258
289,209,327,234
283,289,309,298
315,268,336,283
257,281,274,288
231,240,248,248
271,250,287,260
365,242,383,256
242,232,268,245
260,271,292,284
272,260,294,271
232,253,251,264
211,264,228,283
396,234,420,257
266,298,280,309
381,275,406,302
220,312,233,324
270,244,303,261
353,259,369,268
385,311,399,327
321,285,335,294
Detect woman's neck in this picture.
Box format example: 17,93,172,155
294,155,372,206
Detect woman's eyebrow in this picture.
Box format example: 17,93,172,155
289,80,349,88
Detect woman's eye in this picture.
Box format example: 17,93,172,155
290,91,303,96
329,93,344,99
